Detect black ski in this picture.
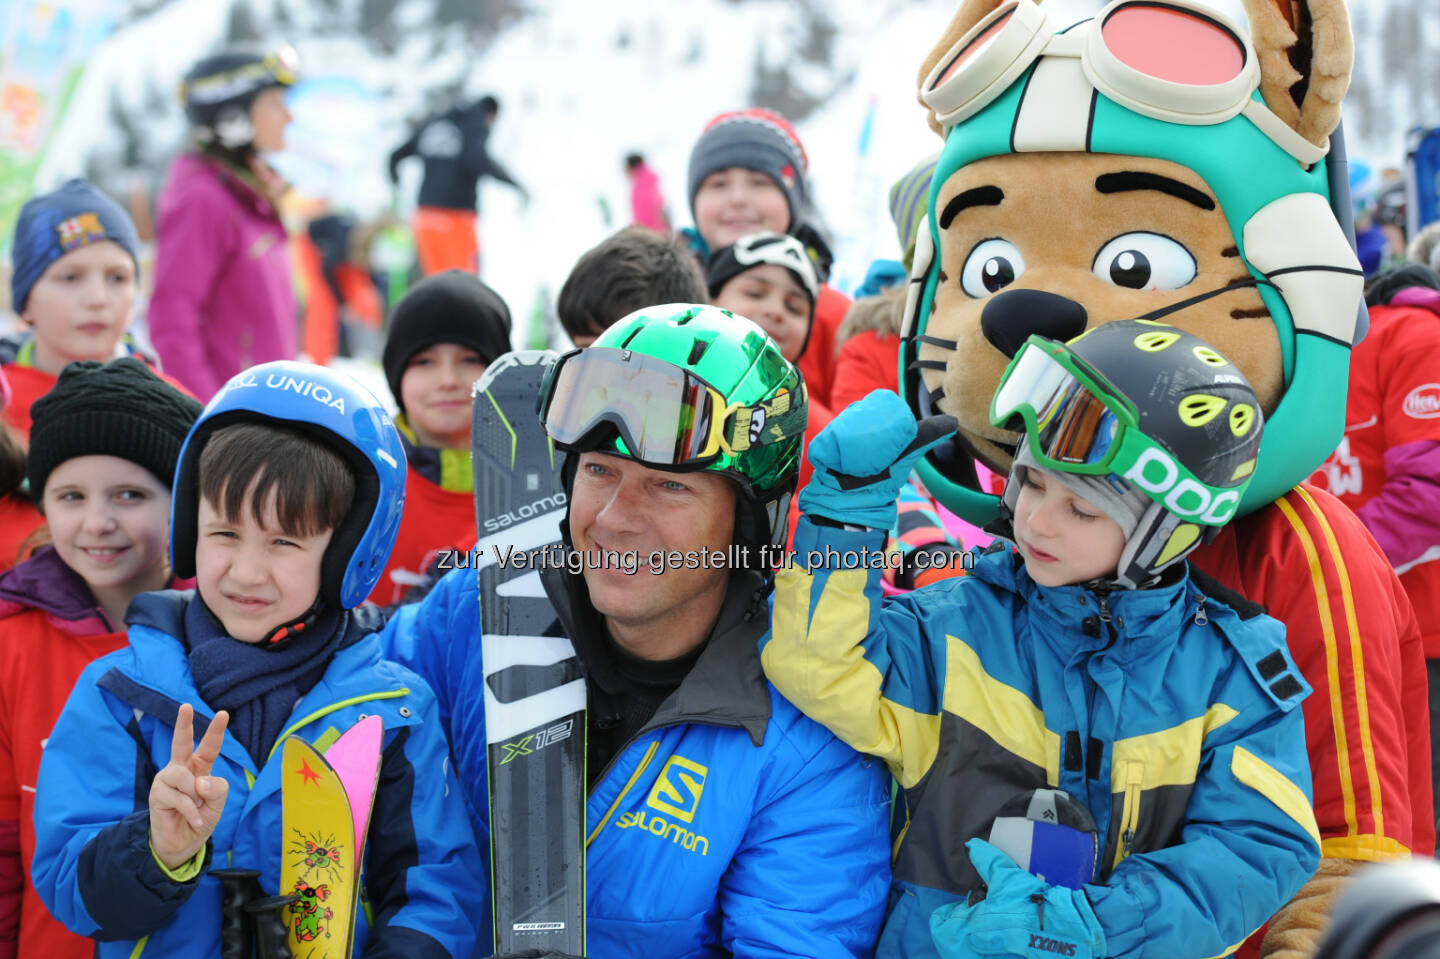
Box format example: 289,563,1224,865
472,350,586,954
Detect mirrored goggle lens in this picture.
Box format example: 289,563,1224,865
992,343,1125,470
543,348,719,465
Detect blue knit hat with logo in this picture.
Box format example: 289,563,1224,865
10,179,141,313
687,109,809,230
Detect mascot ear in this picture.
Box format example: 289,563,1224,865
1243,0,1353,148
916,0,1011,138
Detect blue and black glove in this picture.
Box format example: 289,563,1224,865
930,839,1107,959
800,389,956,531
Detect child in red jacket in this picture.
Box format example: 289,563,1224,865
0,359,199,959
370,270,513,605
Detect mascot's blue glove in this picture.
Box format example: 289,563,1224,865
799,389,955,531
930,839,1107,959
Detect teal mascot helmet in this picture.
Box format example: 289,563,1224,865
898,0,1365,524
538,303,808,552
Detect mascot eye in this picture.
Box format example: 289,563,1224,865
1092,233,1197,290
960,239,1026,297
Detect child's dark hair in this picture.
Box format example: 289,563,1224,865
557,226,707,343
198,422,354,537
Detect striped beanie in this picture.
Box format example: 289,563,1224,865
688,109,809,229
889,154,939,270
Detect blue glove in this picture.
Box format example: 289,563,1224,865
929,839,1106,959
800,389,955,531
854,258,907,298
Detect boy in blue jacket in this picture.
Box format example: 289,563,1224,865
31,361,484,958
763,321,1322,959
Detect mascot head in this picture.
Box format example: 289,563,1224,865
900,0,1362,522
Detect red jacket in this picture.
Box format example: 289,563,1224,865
832,328,901,413
0,549,154,959
368,427,477,606
0,344,191,445
796,284,848,413
1309,290,1440,656
1193,484,1434,957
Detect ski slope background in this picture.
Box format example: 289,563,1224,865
26,0,1242,337
24,0,1408,381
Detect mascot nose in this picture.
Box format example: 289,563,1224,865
980,289,1089,357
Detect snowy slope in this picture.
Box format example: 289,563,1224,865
35,0,1279,348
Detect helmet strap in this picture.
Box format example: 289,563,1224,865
260,596,325,651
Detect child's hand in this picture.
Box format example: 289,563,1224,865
801,390,956,531
149,703,230,872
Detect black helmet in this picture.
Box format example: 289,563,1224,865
181,45,298,149
993,319,1263,587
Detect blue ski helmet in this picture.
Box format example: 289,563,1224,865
170,361,406,609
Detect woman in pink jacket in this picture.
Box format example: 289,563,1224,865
148,47,298,401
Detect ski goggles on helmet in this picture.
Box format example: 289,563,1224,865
186,45,300,106
539,347,807,470
991,336,1243,525
920,0,1324,165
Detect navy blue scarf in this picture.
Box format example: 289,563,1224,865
185,599,353,765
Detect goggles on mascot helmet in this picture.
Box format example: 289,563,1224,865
920,0,1324,165
991,334,1253,526
540,346,806,471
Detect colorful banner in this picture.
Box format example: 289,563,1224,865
0,0,117,257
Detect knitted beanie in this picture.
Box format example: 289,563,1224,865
687,109,809,229
10,179,141,313
381,270,513,412
27,357,203,502
889,154,939,270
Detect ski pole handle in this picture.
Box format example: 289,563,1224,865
213,868,263,959
246,893,298,959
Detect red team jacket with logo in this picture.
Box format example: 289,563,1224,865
1192,484,1434,959
1310,292,1440,656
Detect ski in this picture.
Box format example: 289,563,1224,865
280,737,358,958
472,350,586,954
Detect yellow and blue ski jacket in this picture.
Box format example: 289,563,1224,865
30,591,485,958
762,518,1322,959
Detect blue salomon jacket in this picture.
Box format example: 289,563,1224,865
30,591,485,958
382,562,892,958
763,519,1322,959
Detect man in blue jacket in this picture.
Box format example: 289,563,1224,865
383,304,892,958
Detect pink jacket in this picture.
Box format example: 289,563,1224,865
148,152,296,401
628,162,670,233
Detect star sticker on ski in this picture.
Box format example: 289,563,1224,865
295,758,322,787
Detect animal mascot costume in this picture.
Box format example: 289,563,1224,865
898,0,1434,955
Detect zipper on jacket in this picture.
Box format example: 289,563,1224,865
587,740,660,847
1112,759,1144,870
1193,598,1209,627
1094,590,1119,649
267,688,411,763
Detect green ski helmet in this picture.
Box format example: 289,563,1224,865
899,0,1364,524
993,320,1263,587
538,303,808,551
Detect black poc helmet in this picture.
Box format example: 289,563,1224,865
993,319,1264,588
181,45,298,149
